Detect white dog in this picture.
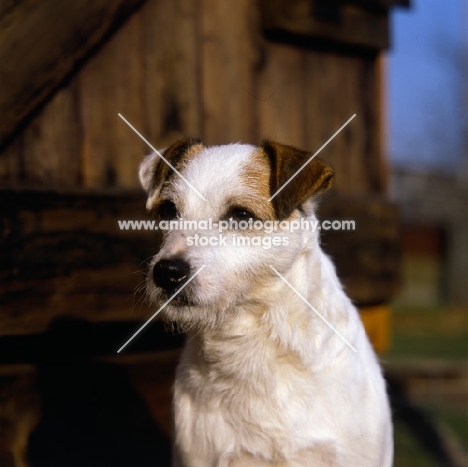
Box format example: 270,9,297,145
139,138,393,467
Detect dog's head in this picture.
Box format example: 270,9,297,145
139,137,333,329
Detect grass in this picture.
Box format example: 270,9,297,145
385,305,468,463
390,332,468,361
422,403,468,450
387,306,468,362
393,418,442,467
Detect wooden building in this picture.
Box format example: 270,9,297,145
0,0,404,465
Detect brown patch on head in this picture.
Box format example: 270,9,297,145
236,148,276,220
261,140,334,219
149,136,203,192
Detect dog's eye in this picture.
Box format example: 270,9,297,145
226,207,258,222
157,200,179,220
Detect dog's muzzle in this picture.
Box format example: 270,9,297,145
152,258,191,296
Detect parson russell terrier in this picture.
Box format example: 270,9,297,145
138,138,393,467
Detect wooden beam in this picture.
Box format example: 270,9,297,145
261,0,391,50
0,188,156,336
319,194,400,306
0,188,399,336
0,0,148,149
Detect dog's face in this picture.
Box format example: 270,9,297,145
139,138,333,330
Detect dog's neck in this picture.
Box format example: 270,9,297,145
183,243,353,385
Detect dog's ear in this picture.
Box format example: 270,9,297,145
139,137,203,193
261,140,334,219
139,152,163,192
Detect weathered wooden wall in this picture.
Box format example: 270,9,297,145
0,0,386,194
0,188,398,336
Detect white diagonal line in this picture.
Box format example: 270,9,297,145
117,265,206,353
269,266,357,352
118,113,207,202
269,114,356,201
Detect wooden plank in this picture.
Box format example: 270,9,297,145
142,0,179,148
21,83,81,186
202,0,256,144
376,52,389,192
0,137,22,185
79,12,145,188
0,188,398,336
319,194,400,306
304,51,351,192
0,0,149,150
78,57,112,188
256,42,307,148
331,53,369,195
173,0,203,139
0,188,157,336
304,51,383,194
304,51,341,186
358,56,384,192
142,0,202,148
261,0,390,51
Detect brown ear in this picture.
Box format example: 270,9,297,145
139,136,202,193
261,140,334,219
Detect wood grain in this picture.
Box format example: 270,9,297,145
0,188,157,336
0,0,149,150
0,138,22,185
0,0,388,195
80,12,145,188
319,194,400,306
261,0,390,51
303,50,382,194
1,188,398,336
201,0,256,144
21,84,81,186
142,0,202,148
256,42,306,148
304,51,341,180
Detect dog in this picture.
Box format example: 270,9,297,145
138,138,393,467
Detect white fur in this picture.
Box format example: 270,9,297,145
140,143,393,467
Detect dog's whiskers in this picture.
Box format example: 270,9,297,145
129,277,148,314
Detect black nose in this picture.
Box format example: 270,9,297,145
152,258,191,294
